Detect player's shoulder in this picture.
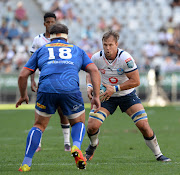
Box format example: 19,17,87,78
33,33,45,41
92,50,103,60
118,49,133,61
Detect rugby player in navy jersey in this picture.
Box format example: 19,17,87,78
16,23,101,171
30,12,71,152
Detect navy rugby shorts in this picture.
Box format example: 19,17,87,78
35,91,84,115
101,90,141,114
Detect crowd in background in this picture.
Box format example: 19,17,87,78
0,0,31,73
0,0,180,74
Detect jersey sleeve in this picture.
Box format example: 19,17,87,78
30,37,38,54
81,50,94,71
121,51,137,73
24,50,38,72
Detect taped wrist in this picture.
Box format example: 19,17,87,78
114,85,121,92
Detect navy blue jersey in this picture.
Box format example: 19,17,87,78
24,39,93,93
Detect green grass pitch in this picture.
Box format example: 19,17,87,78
0,104,180,175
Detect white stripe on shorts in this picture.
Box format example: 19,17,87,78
66,109,85,119
35,109,51,117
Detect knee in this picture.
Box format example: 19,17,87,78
87,120,100,134
136,120,153,136
137,120,149,131
33,124,45,132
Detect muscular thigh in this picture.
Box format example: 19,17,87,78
58,91,85,120
35,92,58,115
118,90,142,113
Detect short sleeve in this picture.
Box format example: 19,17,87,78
30,37,37,54
121,51,137,73
81,50,93,71
24,50,38,72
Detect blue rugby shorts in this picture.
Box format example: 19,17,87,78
35,91,84,116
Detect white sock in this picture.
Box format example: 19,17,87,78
61,124,70,145
144,134,162,158
38,137,42,147
88,129,100,147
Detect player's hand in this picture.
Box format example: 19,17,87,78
31,80,37,92
87,86,93,101
16,95,29,108
100,83,114,102
91,96,101,113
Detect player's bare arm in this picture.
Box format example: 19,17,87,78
86,63,101,112
16,68,32,108
86,73,93,101
102,69,140,101
30,72,37,92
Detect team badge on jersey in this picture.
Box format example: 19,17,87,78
99,69,106,74
125,58,134,68
117,68,124,75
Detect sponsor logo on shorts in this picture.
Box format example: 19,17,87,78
71,104,83,111
37,102,46,109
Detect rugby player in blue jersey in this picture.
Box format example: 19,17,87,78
30,12,71,152
16,23,101,171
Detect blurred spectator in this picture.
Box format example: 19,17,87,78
81,25,94,39
171,0,180,8
108,17,122,32
51,0,61,12
3,45,15,73
61,0,72,16
7,23,20,42
20,15,29,28
14,1,27,23
142,41,161,61
66,8,76,22
158,27,172,46
20,26,30,44
54,8,64,22
98,17,108,32
78,36,93,57
162,56,176,72
3,5,14,24
167,26,180,58
13,45,29,70
0,44,8,71
165,16,176,34
0,21,8,39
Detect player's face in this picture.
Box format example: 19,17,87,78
103,35,118,60
44,17,56,33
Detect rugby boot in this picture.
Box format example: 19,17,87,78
71,145,86,169
18,164,31,172
85,143,98,161
157,155,171,162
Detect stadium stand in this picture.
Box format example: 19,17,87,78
0,0,180,103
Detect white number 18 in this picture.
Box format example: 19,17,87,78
48,48,72,60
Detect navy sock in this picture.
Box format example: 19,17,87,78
71,122,85,149
22,127,42,166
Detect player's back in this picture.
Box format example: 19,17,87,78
35,39,92,94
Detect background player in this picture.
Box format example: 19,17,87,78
85,30,171,162
16,23,101,171
30,12,71,152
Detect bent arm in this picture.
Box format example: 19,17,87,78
119,69,140,90
86,64,101,98
18,68,32,98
